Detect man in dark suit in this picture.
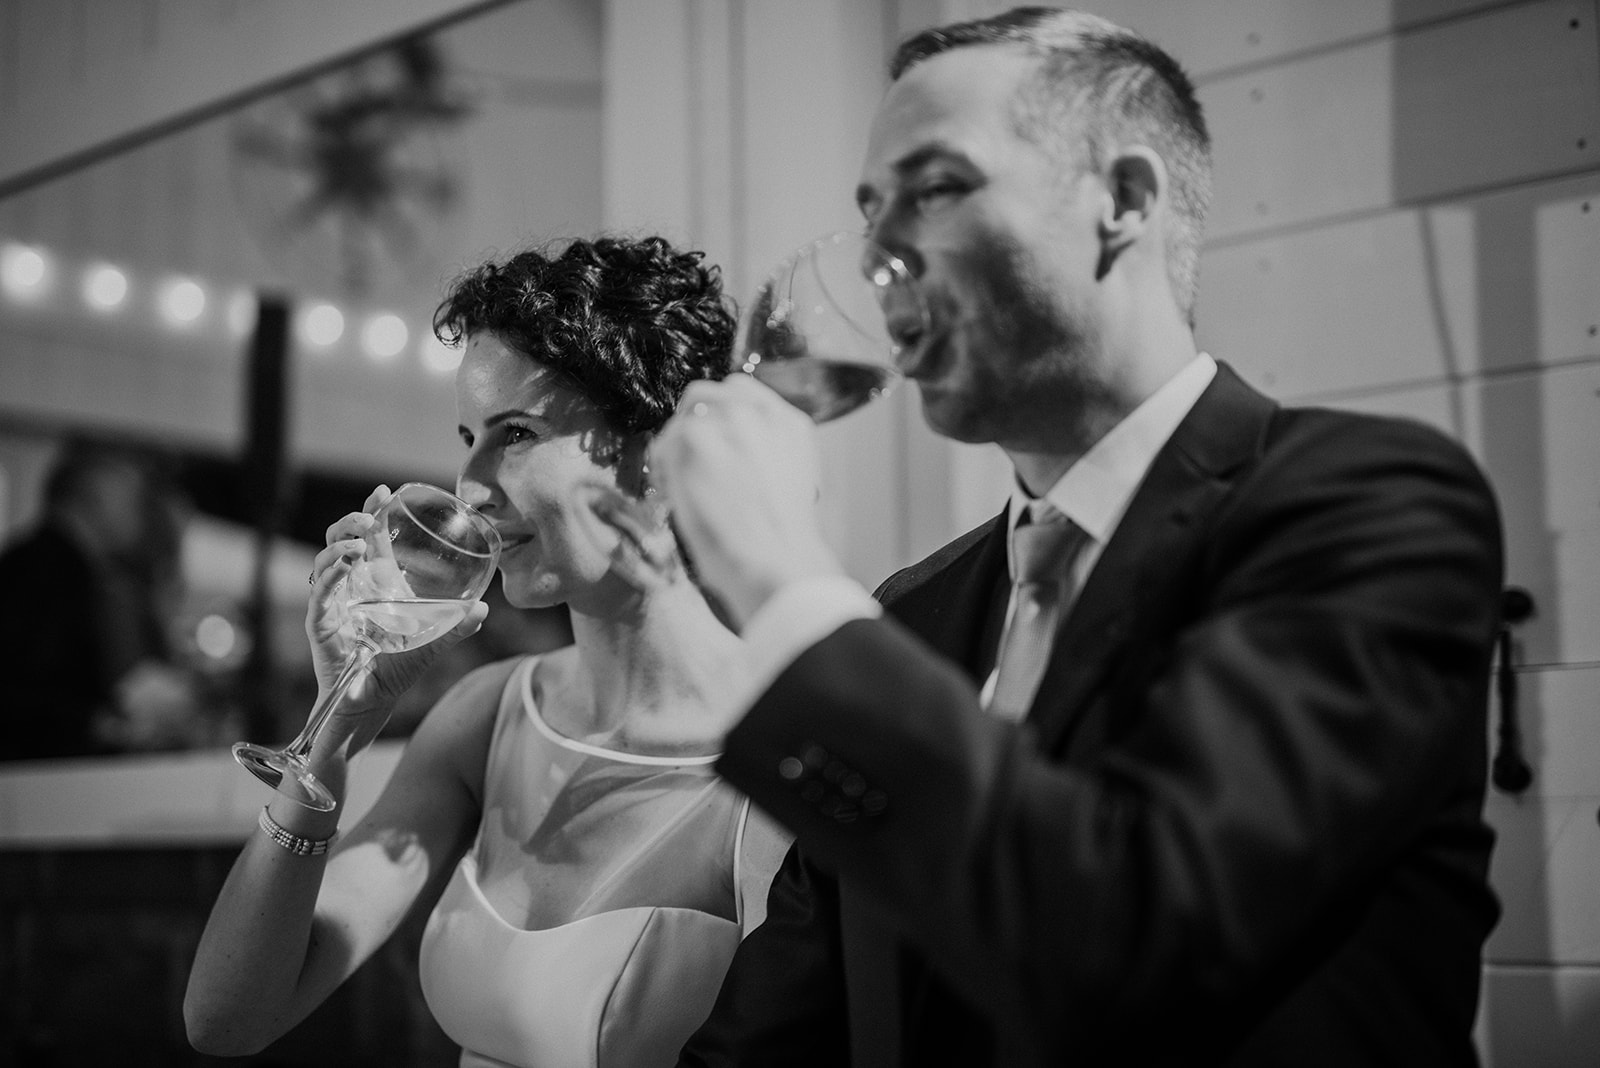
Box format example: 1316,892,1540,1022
653,7,1502,1065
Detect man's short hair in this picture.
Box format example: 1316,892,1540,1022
892,7,1213,324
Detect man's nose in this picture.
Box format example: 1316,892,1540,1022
863,211,924,281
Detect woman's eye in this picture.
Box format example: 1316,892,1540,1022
503,424,536,445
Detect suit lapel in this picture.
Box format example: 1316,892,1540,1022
1026,363,1278,753
884,512,1009,678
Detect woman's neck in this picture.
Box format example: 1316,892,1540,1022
560,578,745,746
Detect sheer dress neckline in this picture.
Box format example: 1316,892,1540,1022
519,653,722,766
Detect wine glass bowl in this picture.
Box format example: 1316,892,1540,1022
232,482,501,811
735,231,929,423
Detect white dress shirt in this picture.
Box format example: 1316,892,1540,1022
725,354,1218,725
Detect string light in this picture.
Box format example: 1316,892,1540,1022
2,236,434,370
83,263,129,310
160,277,206,324
299,302,345,347
361,312,408,360
1,242,52,299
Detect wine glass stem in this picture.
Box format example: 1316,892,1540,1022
282,641,380,763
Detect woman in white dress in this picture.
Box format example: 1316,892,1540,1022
185,236,790,1068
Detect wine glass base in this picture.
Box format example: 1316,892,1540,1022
231,743,338,812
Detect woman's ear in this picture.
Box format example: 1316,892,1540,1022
616,431,655,499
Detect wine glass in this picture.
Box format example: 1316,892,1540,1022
734,230,929,423
232,482,501,811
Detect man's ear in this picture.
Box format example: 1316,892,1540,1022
1095,146,1165,278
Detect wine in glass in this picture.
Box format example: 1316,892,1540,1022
232,482,501,811
735,230,929,423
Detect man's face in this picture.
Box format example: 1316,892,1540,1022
856,46,1109,450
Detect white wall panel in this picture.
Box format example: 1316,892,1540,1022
0,315,245,450
1199,174,1600,397
292,348,461,484
1487,794,1600,966
1306,364,1600,667
1501,667,1600,801
1483,665,1600,966
1478,963,1600,1066
1203,0,1598,241
1060,0,1513,78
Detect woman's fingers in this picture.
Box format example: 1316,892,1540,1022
362,484,392,513
323,511,375,548
308,539,365,598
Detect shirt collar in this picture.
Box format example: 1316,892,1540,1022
1007,353,1217,544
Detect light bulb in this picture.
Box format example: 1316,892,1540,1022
83,263,129,310
299,303,345,347
160,278,206,324
1,243,51,299
362,313,409,360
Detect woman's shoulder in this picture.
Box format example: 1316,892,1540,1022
409,654,541,757
400,653,551,807
438,654,531,713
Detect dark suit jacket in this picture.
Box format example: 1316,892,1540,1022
681,364,1503,1066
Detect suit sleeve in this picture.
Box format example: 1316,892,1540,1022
714,415,1504,1053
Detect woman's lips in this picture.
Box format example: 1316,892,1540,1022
497,532,535,553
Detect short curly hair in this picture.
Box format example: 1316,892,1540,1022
433,235,735,434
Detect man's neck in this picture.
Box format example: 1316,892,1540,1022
1005,339,1203,496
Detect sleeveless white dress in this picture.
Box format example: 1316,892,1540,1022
419,655,775,1068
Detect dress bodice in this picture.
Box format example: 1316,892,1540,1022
420,655,759,1068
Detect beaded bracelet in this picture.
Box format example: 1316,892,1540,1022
258,806,336,857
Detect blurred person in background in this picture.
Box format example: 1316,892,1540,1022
0,438,199,760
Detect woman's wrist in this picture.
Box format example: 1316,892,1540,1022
264,794,341,842
258,806,337,855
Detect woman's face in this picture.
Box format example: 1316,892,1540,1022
453,332,638,612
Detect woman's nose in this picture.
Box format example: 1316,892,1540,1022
454,465,494,512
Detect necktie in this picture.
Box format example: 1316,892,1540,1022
986,506,1086,721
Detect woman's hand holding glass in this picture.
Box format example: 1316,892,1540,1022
305,486,486,731
232,482,501,811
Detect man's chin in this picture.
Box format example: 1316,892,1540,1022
916,389,987,444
